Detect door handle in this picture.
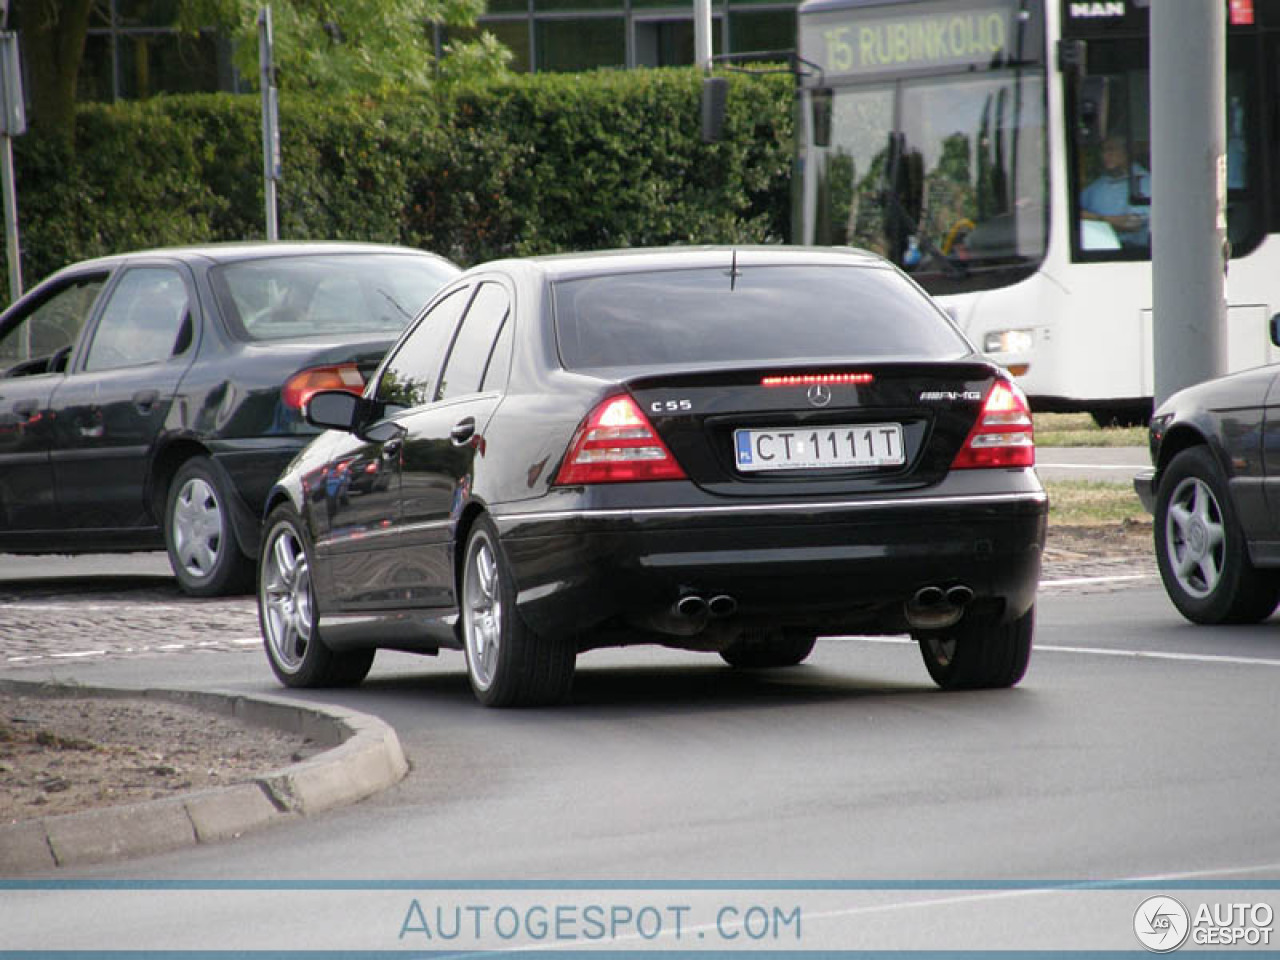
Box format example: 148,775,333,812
132,389,160,413
450,417,476,446
381,437,403,460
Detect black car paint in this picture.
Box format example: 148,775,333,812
1137,361,1280,564
0,243,458,560
267,249,1046,658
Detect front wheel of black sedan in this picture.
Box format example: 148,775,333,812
1154,446,1280,625
259,506,374,688
165,457,254,597
916,605,1033,690
461,516,575,708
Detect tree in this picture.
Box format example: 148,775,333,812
11,0,98,149
177,0,509,94
11,0,510,151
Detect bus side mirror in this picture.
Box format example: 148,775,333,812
811,87,832,148
701,76,728,143
1076,75,1110,146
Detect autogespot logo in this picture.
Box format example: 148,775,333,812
1135,896,1191,952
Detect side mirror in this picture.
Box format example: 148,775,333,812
305,390,362,431
1076,75,1110,146
700,76,728,143
1270,313,1280,349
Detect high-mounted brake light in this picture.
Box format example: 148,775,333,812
553,394,687,485
950,379,1035,469
761,373,874,387
282,363,365,411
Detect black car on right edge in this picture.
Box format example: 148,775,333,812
1135,336,1280,625
258,247,1047,707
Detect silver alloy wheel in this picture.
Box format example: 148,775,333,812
261,524,313,673
1165,474,1226,599
171,476,224,580
464,535,502,691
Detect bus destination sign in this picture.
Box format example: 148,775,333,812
802,1,1034,80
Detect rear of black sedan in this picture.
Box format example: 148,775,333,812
260,247,1047,706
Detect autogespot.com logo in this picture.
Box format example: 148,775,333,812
1135,896,1191,952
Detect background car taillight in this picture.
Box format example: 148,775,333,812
950,379,1035,469
282,364,365,411
554,394,687,484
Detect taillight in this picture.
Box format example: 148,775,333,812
553,394,687,485
950,379,1035,469
282,364,365,411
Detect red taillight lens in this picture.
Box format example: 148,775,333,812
553,394,687,485
950,379,1035,469
761,373,874,387
282,364,365,411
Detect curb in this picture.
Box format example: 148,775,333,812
0,680,409,875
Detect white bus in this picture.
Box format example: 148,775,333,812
793,0,1270,425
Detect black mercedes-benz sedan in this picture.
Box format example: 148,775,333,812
258,247,1047,706
0,242,458,595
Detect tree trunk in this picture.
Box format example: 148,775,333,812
13,0,98,150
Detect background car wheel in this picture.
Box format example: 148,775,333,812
461,516,575,708
165,457,254,597
915,605,1033,690
720,629,816,668
258,505,374,688
1154,446,1280,624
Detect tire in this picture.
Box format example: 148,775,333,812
1153,446,1280,624
720,629,816,668
165,456,255,597
916,605,1033,690
258,505,374,688
460,515,574,708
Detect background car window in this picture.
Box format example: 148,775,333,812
211,254,457,341
0,275,107,377
84,268,191,372
553,265,969,370
437,283,511,401
375,287,469,411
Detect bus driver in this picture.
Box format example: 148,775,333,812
1080,134,1151,248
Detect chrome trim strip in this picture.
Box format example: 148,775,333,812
493,490,1048,526
315,518,454,552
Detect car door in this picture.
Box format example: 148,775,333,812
49,262,200,531
318,285,473,609
393,280,514,607
0,272,109,538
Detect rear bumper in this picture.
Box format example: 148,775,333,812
495,489,1047,640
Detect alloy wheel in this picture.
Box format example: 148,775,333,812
261,525,313,673
172,476,223,580
1165,475,1226,599
464,536,502,690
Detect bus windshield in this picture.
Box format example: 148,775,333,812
798,0,1047,295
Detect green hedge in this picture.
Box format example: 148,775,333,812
6,69,793,302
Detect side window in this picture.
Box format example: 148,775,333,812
375,287,469,412
85,267,192,372
482,318,514,393
437,283,511,401
0,275,106,377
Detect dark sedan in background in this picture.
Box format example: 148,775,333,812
258,247,1048,706
1136,326,1280,624
0,242,458,595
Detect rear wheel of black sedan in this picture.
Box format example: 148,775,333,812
1154,446,1280,624
916,605,1033,690
165,457,254,597
259,505,374,688
720,629,816,668
461,516,575,708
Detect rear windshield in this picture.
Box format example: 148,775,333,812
552,265,970,369
211,253,456,341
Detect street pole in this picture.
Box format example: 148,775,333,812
0,30,24,302
694,0,712,72
1150,1,1226,407
259,7,280,241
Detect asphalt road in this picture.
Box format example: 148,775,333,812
6,579,1278,887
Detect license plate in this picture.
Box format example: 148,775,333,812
733,423,905,472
